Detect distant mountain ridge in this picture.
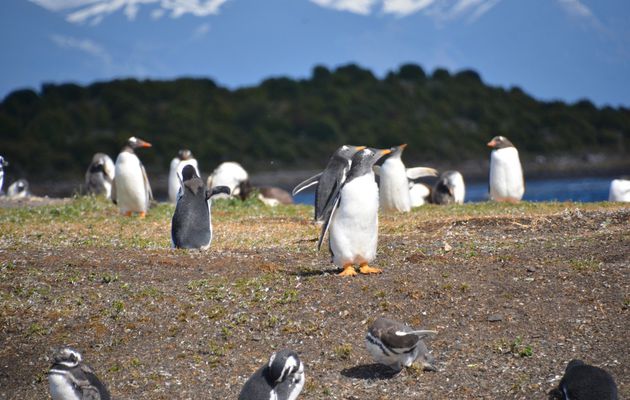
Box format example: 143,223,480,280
1,63,628,179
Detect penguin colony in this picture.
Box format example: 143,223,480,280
34,137,620,399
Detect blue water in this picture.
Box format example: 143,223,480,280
292,177,615,205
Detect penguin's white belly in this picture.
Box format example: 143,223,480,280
49,373,81,400
167,158,181,203
609,179,630,202
409,183,430,207
379,159,411,212
451,172,466,204
489,148,524,201
115,154,148,213
330,175,379,266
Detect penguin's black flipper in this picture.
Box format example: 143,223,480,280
208,185,230,200
292,172,322,196
317,183,343,251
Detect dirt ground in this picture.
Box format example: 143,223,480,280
0,199,628,399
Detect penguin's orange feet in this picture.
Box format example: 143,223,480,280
338,264,357,277
125,211,133,217
138,211,146,218
359,264,382,274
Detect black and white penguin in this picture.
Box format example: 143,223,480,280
431,170,465,205
548,359,618,400
487,136,524,202
0,155,7,195
7,179,30,198
207,161,249,198
171,165,229,249
319,148,391,276
365,317,438,373
85,153,115,199
409,182,432,207
292,145,365,222
48,347,111,400
168,149,199,204
608,178,630,202
239,349,305,400
376,144,437,213
112,136,153,217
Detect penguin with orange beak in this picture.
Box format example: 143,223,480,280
487,136,524,202
113,136,153,217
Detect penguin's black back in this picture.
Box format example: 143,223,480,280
171,175,211,249
556,360,618,400
238,365,273,400
431,179,454,205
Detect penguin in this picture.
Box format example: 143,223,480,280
319,148,391,276
167,149,200,204
408,182,432,207
171,165,230,249
548,359,618,400
48,347,111,400
431,170,465,205
376,144,438,213
0,155,7,195
112,136,153,217
207,161,249,198
292,145,365,222
608,178,630,202
238,180,293,206
239,349,305,400
487,136,524,202
7,179,30,198
365,317,438,373
85,153,115,199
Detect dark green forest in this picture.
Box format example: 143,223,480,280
1,63,628,179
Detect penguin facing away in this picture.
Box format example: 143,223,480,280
48,347,111,400
239,349,305,400
113,136,153,217
608,179,630,202
548,359,618,400
320,148,391,276
0,155,7,195
292,145,365,222
171,165,229,249
487,136,524,202
432,170,465,205
85,153,115,199
365,317,438,374
168,149,199,204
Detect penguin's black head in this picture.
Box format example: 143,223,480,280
336,145,366,160
127,136,152,149
178,149,193,160
565,359,586,372
181,165,198,181
52,348,82,368
268,349,303,384
487,136,514,149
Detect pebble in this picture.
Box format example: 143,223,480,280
487,314,503,322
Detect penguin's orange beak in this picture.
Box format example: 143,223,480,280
487,139,496,148
381,149,392,155
138,139,152,148
399,144,408,149
356,146,367,151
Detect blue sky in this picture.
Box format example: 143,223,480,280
2,0,629,106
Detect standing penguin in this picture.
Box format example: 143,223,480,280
48,347,111,400
292,145,365,222
239,349,305,400
432,170,465,205
171,165,229,249
487,136,524,202
548,359,618,400
168,149,200,204
377,144,437,213
85,153,115,199
113,136,153,217
365,317,438,373
319,148,391,276
0,156,7,195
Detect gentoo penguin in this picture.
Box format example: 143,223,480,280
207,161,248,198
239,180,294,206
171,165,230,249
365,317,438,373
608,178,630,202
409,182,432,207
487,136,524,202
0,155,7,195
48,347,111,400
85,153,115,199
320,148,391,276
377,144,437,213
7,179,30,198
239,349,305,400
431,170,465,205
292,145,365,222
548,359,618,400
112,136,153,217
167,149,200,204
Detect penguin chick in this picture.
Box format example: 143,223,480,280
548,359,618,400
85,153,115,199
487,136,524,202
431,171,465,205
239,349,305,400
365,317,438,373
48,347,111,400
171,165,229,249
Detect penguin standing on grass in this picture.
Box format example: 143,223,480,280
168,149,199,204
548,359,617,400
293,145,365,222
85,153,115,199
319,148,391,276
48,347,111,400
487,136,524,202
113,136,153,217
171,165,229,249
239,349,305,400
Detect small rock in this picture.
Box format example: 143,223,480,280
487,314,503,322
443,242,452,252
526,266,536,273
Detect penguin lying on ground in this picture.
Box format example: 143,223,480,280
365,317,438,374
292,145,365,222
239,180,293,206
432,170,465,205
48,347,111,400
113,136,153,217
239,349,305,400
548,359,618,400
487,136,524,202
409,182,432,207
168,149,199,204
0,156,7,195
608,178,630,202
207,161,248,198
7,179,30,198
320,147,391,276
171,165,229,249
85,153,115,199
